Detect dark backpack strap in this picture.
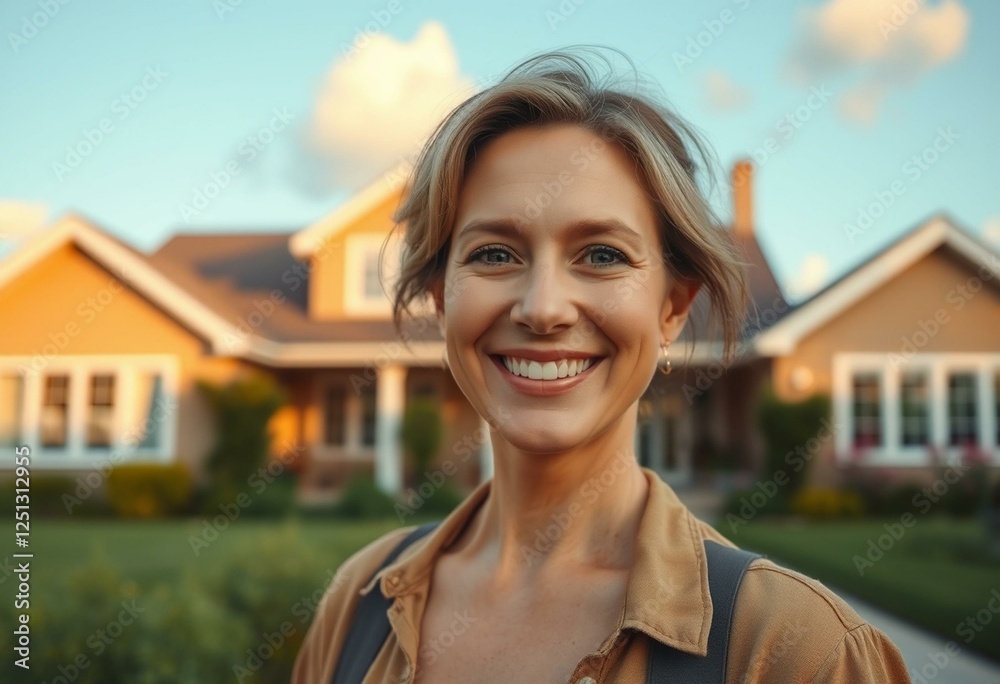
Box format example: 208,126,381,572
330,521,441,684
647,540,760,684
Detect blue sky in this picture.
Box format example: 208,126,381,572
1,0,997,302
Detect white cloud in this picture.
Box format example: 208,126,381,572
0,200,48,241
299,21,474,192
982,216,1000,249
786,0,969,124
704,70,752,112
787,253,831,300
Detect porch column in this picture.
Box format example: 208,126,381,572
375,364,407,495
478,415,494,482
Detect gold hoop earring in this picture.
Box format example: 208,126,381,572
659,343,672,376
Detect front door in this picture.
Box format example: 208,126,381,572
636,393,691,486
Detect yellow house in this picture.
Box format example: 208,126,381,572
1,160,997,502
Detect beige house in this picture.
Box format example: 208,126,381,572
1,160,997,499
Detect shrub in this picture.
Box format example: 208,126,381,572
757,388,831,497
0,474,80,517
722,487,790,520
332,473,399,519
196,373,288,512
401,396,442,478
416,483,467,517
790,487,865,519
240,469,297,519
105,463,194,518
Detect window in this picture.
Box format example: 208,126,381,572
87,374,115,448
360,383,376,447
363,251,382,300
323,386,346,446
0,374,23,447
836,354,999,466
131,372,165,449
852,373,881,447
900,372,930,446
344,234,401,316
948,373,978,446
41,375,70,448
0,355,176,463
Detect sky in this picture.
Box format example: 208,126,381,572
1,0,998,303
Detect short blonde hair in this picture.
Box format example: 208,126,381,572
389,47,750,365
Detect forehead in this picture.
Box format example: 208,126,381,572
453,124,660,244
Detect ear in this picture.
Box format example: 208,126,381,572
429,279,446,337
660,278,701,345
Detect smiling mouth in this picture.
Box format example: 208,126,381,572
491,355,604,380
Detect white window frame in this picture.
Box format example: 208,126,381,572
0,354,179,470
343,233,401,317
833,352,1000,466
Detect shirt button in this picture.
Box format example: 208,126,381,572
389,574,400,586
578,678,597,684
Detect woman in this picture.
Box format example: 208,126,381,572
293,48,910,683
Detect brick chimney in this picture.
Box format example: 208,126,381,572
732,159,753,238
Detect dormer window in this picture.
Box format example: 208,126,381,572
344,233,400,316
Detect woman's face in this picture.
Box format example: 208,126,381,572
432,123,697,454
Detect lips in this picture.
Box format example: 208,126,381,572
499,355,596,380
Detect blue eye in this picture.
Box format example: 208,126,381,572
466,244,514,265
585,245,630,268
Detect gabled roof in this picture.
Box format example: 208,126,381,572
754,214,1000,356
0,214,247,353
289,160,412,260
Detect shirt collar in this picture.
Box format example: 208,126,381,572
364,467,711,656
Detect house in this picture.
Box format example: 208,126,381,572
1,159,997,502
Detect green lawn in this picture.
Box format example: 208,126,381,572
718,517,1000,662
29,515,432,592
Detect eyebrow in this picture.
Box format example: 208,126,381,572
455,218,646,251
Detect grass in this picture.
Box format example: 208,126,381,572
717,516,1000,663
29,514,438,593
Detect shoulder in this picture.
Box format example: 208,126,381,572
291,525,423,684
730,558,908,682
690,520,909,683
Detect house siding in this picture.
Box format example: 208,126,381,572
0,243,279,482
773,246,1000,485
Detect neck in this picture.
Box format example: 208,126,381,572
456,411,650,589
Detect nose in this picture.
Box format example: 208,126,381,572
509,256,580,334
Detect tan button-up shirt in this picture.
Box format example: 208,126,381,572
293,468,911,683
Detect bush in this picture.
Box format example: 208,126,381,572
0,527,332,683
197,373,288,512
401,396,443,477
415,483,467,517
0,474,80,517
105,463,194,518
722,487,791,519
332,473,399,519
757,388,831,497
790,487,865,519
240,469,297,519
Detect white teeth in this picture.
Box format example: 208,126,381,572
500,356,595,380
